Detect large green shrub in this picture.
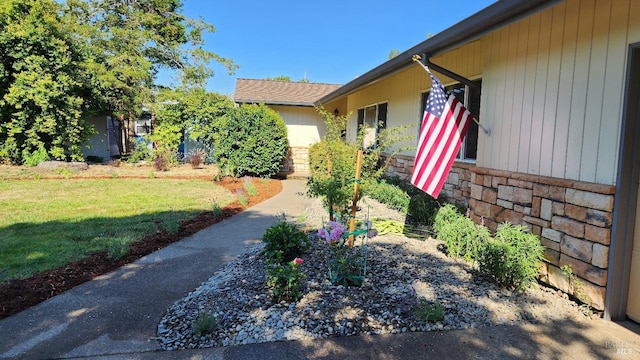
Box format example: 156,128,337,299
214,103,288,177
478,223,544,291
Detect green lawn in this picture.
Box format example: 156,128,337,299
0,178,236,280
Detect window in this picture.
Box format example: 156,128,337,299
357,102,387,148
420,79,481,160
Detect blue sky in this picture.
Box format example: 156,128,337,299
169,1,497,95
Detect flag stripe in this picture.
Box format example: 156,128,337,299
410,73,474,198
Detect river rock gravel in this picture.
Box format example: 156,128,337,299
157,196,594,350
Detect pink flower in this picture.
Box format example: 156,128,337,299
293,257,303,265
317,228,328,241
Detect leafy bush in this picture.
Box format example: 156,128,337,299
214,103,288,177
22,147,50,167
434,205,490,262
433,204,462,236
262,220,310,263
478,223,544,291
266,258,305,302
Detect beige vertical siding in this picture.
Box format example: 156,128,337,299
480,0,637,185
270,105,326,147
343,41,483,154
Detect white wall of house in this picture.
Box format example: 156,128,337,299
271,105,327,147
83,116,110,161
479,0,640,186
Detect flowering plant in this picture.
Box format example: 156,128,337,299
266,257,305,302
318,219,375,287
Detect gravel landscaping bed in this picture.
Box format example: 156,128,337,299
157,196,594,350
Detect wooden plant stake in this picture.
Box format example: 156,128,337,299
327,154,334,221
348,150,363,247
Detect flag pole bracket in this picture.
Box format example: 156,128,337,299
412,55,491,136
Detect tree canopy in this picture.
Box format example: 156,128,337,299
0,0,236,164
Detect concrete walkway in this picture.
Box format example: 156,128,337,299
0,179,639,359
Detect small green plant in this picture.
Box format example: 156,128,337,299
110,171,119,179
295,213,307,224
212,200,224,217
262,219,310,263
561,265,593,309
127,140,152,163
160,211,180,235
266,257,305,302
478,223,544,291
212,173,222,182
192,311,218,337
243,176,258,196
188,148,208,169
413,298,445,322
149,171,155,179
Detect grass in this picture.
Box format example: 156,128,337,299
0,178,236,280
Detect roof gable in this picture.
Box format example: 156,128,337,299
234,79,342,106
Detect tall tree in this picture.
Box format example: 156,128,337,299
65,0,237,154
0,0,99,164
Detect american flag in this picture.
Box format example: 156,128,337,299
410,73,473,198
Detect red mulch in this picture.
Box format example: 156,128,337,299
0,177,283,320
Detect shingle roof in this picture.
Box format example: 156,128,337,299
234,78,342,106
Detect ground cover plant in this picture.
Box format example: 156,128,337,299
0,164,283,319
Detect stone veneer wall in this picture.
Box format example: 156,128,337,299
280,146,310,174
469,167,613,310
384,155,613,310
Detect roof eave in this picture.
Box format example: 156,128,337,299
235,99,315,107
315,0,562,106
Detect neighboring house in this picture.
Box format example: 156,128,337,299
234,78,342,175
316,0,640,321
83,113,153,162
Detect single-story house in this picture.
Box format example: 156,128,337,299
83,114,152,162
316,0,639,321
234,78,342,175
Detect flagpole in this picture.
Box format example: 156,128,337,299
412,55,491,136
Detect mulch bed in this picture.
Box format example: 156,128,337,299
0,177,283,320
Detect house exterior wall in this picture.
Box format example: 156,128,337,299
271,105,326,148
270,105,326,174
83,116,109,161
479,0,640,186
340,0,640,310
343,41,484,156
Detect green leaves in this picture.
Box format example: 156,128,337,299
0,0,96,164
214,103,288,178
